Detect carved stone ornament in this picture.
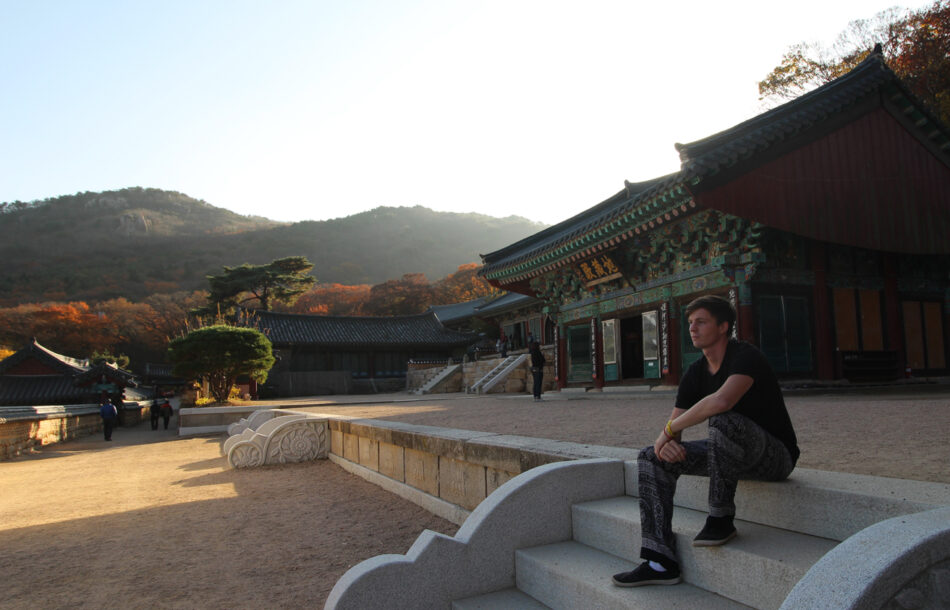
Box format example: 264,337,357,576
267,421,328,464
229,443,264,468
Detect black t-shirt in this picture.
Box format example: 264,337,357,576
676,340,800,464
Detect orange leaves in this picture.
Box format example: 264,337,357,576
0,291,207,360
280,264,496,317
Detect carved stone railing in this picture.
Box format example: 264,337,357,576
222,412,328,468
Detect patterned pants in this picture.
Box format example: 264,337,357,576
638,411,794,566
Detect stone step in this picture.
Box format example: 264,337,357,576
515,541,748,609
623,463,950,542
452,588,550,609
572,496,837,609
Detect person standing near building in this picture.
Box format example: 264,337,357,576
496,335,508,358
150,400,161,430
159,398,173,430
529,342,545,401
612,295,799,587
100,398,118,441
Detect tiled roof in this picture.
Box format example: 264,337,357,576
0,339,89,376
474,292,539,316
0,376,98,407
428,297,489,325
252,310,477,348
674,45,949,179
479,173,686,279
74,362,139,387
0,340,139,406
480,47,948,284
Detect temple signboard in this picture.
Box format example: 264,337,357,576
578,253,622,287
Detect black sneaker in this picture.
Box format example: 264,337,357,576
693,516,737,547
612,561,682,587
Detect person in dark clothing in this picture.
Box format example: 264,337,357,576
529,342,545,401
150,400,161,430
159,399,173,430
100,398,118,441
612,295,799,588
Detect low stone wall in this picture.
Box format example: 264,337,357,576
179,406,262,436
0,401,150,459
314,413,636,523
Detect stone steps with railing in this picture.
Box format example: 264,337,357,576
469,354,528,394
412,363,463,395
326,458,950,609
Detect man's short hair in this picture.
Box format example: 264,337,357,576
685,295,736,335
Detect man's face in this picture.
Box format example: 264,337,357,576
687,308,729,350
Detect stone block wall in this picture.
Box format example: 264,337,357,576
328,418,544,511
0,411,101,459
406,365,444,392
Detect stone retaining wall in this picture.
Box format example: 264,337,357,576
0,402,150,459
317,414,637,521
406,365,445,392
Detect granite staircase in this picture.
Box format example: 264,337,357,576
327,458,950,610
468,354,527,394
413,363,462,395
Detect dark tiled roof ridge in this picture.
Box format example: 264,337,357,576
31,339,89,370
251,308,476,347
0,339,89,376
251,309,441,322
676,46,891,166
480,171,684,271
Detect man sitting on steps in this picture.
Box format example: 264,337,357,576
612,295,800,587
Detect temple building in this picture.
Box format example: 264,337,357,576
479,48,949,388
0,339,140,407
252,310,476,395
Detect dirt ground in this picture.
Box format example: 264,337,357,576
1,386,948,609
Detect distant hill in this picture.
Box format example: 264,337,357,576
0,188,546,305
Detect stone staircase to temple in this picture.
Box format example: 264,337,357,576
412,363,462,395
326,459,950,610
468,354,527,394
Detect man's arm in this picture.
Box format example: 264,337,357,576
653,374,753,462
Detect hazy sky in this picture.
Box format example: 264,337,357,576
1,1,931,225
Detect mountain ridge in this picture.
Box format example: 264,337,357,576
0,187,546,306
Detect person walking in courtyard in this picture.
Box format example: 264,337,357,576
612,295,799,587
100,398,118,441
150,400,161,430
529,341,545,401
159,398,173,430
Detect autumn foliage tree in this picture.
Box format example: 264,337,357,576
281,264,497,317
759,1,950,123
0,291,208,365
0,301,113,356
434,263,499,303
279,283,372,315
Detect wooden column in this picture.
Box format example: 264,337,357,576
592,316,604,389
662,300,681,384
555,324,567,390
811,242,835,379
883,254,904,369
735,282,754,343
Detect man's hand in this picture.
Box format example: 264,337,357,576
653,430,686,463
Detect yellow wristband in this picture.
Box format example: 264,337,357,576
665,420,675,439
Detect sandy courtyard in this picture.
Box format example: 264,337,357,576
1,386,948,608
